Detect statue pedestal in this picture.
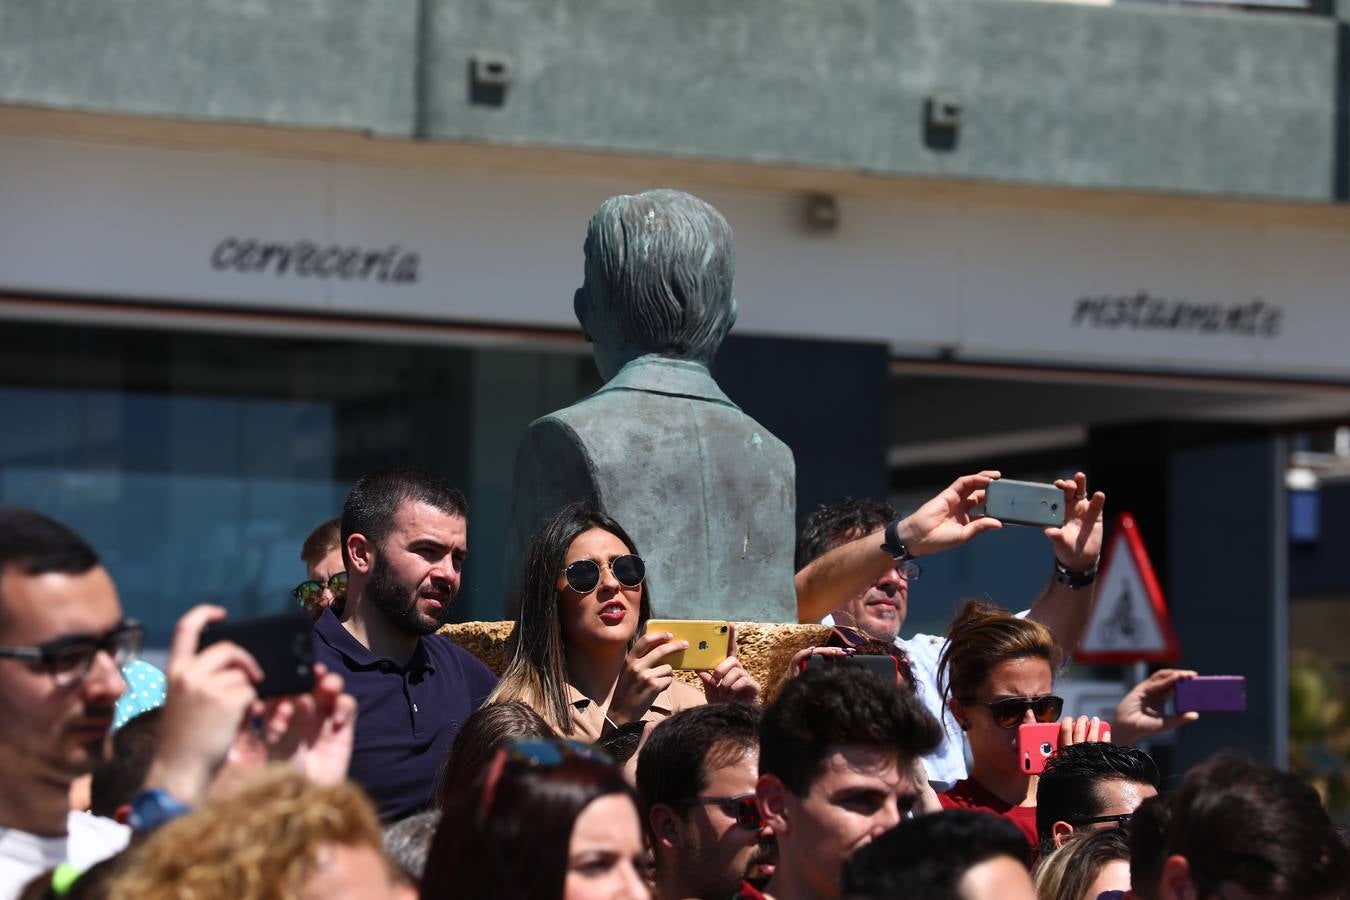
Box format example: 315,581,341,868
443,621,831,705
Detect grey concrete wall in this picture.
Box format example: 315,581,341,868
0,0,418,134
0,0,1338,200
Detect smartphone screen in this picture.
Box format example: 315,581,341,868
198,609,316,698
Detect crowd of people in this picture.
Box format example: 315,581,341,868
0,463,1346,900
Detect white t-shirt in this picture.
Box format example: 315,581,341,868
0,811,129,900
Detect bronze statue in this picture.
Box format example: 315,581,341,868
504,190,797,621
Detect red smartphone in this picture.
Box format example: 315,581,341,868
1019,723,1060,774
1019,721,1112,774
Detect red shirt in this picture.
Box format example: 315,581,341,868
937,778,1039,849
734,880,769,899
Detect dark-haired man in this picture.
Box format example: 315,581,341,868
638,703,771,899
314,466,497,820
1035,742,1159,852
842,810,1035,900
1156,754,1347,900
793,473,1105,788
750,663,943,900
0,508,137,898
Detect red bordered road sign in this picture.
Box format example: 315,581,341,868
1075,512,1181,664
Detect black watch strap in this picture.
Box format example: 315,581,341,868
1054,559,1098,589
880,520,912,562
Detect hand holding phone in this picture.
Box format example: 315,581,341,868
199,608,316,698
644,619,730,671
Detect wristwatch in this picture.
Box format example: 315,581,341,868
128,788,191,833
880,520,913,562
1054,559,1098,589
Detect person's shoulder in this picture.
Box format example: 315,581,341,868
426,634,498,680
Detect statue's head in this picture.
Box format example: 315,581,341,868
574,189,738,381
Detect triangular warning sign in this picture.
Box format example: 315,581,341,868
1075,512,1181,664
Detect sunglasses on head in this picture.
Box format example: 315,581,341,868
292,571,347,607
562,554,645,595
694,793,764,831
967,694,1064,729
480,738,614,816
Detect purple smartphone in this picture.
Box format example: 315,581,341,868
1174,676,1246,713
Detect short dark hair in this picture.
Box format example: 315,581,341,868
0,508,101,632
1127,794,1171,900
759,662,941,796
636,703,761,821
340,466,468,567
795,497,894,572
90,708,163,819
1035,742,1160,849
0,507,100,576
1166,753,1348,897
842,810,1031,899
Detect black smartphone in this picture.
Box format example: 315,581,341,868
803,652,901,683
198,608,316,698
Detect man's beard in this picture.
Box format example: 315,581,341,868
365,553,453,636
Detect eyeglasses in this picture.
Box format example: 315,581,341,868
292,571,347,607
693,793,764,831
0,620,144,687
1067,813,1133,829
562,555,645,595
480,738,614,816
966,694,1064,729
894,560,922,582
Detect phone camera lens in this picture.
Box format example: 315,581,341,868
1040,742,1053,754
1051,502,1059,511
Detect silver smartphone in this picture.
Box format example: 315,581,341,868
984,478,1066,528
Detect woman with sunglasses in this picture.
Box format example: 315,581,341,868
937,600,1108,848
490,502,759,741
420,738,649,899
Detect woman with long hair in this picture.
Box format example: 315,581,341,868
420,739,649,899
937,600,1106,848
490,502,758,740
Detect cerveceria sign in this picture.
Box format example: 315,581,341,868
1072,292,1281,339
210,237,420,284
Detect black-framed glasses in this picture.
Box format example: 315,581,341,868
562,555,645,595
693,793,764,831
894,560,922,582
0,620,144,687
292,571,347,607
1067,813,1133,829
966,694,1064,729
480,738,614,816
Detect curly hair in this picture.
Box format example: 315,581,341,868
107,767,389,900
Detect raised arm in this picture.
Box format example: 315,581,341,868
795,470,1003,624
1025,472,1106,659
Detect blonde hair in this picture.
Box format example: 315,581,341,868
1033,829,1130,900
938,599,1057,713
108,767,387,900
300,517,342,567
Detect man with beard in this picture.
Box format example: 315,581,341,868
314,466,497,821
637,704,774,899
0,509,137,899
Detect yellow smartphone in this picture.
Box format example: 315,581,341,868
645,619,730,671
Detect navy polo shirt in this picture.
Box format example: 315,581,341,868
313,609,497,821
